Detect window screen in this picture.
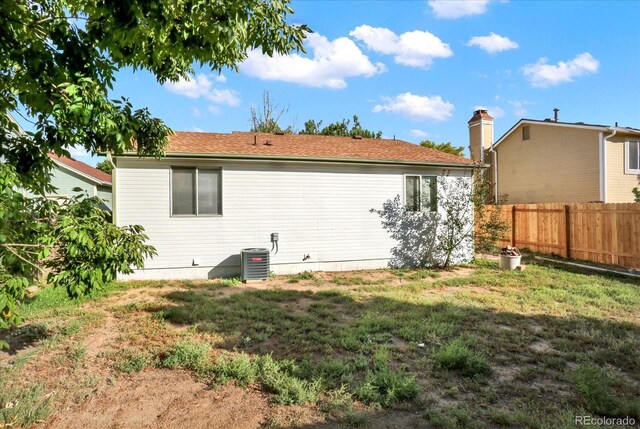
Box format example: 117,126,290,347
421,176,437,212
405,175,437,212
198,169,221,215
171,168,221,216
405,176,420,212
629,141,640,171
171,168,196,215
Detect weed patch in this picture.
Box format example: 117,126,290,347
159,340,211,371
432,338,491,377
114,349,152,373
0,380,52,428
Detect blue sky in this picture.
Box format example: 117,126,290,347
64,1,640,165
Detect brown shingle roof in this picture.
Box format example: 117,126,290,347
49,153,112,184
468,109,493,123
162,131,474,166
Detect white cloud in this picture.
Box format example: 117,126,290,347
350,25,452,69
207,105,221,115
164,74,241,106
373,92,455,121
507,100,531,117
190,107,203,118
474,105,505,118
522,53,599,88
213,73,227,83
192,127,204,132
410,129,430,138
428,0,491,19
241,32,385,89
68,146,89,158
467,33,518,54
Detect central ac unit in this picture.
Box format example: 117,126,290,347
240,248,270,282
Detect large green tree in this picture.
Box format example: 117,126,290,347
420,140,465,157
1,0,309,339
300,115,382,139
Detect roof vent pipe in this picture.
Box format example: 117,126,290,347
553,108,559,122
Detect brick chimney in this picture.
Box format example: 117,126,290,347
468,109,494,163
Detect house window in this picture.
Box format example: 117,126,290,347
625,141,640,174
171,167,222,216
522,126,530,140
405,175,437,212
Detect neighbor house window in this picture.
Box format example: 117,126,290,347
171,167,221,216
625,141,640,174
405,175,437,212
522,126,530,140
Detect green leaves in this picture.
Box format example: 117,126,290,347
1,0,309,332
1,0,309,190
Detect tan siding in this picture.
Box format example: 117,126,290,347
495,124,600,203
605,133,640,203
469,123,482,161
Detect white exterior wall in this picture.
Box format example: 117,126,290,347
115,158,473,280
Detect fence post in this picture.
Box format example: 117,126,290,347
564,205,571,259
511,205,516,247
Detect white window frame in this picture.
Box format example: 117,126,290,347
403,174,437,213
170,166,223,217
624,140,640,174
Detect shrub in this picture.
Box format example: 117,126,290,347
432,339,491,377
160,340,211,371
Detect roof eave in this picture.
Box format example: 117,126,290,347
51,159,112,186
115,152,476,169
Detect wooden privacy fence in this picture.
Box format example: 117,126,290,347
483,203,640,269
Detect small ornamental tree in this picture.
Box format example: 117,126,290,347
372,166,507,268
633,187,640,203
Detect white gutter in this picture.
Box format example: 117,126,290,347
600,128,618,203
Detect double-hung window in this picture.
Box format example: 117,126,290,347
625,141,640,174
171,167,222,216
405,175,437,212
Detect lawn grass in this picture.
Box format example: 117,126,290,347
3,258,639,427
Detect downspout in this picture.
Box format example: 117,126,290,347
493,148,498,203
600,128,617,203
106,152,116,224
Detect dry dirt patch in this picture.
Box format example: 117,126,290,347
38,370,270,429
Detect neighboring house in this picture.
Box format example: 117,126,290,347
47,153,113,209
468,109,640,203
112,131,475,280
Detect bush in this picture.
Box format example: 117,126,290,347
432,339,491,377
160,340,211,371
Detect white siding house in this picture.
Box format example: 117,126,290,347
113,132,475,280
